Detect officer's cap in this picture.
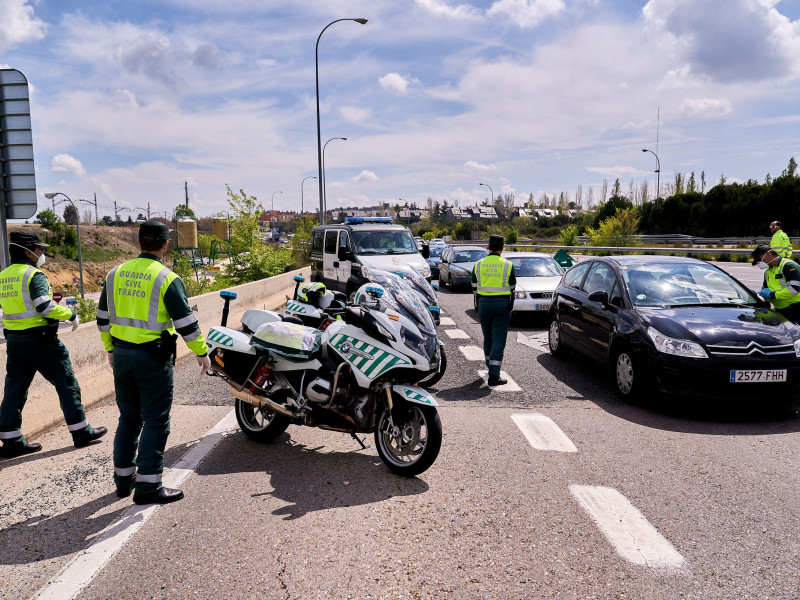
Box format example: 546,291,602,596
10,231,48,250
488,235,505,251
751,244,772,265
138,220,170,242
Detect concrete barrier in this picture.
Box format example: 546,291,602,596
3,266,310,440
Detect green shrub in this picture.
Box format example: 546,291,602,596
506,227,519,244
75,297,98,322
558,225,579,246
422,232,434,241
585,208,640,247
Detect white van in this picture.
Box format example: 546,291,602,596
310,217,431,298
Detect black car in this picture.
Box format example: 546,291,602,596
547,256,800,401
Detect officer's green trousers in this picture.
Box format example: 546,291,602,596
477,296,511,377
0,333,88,446
112,344,174,495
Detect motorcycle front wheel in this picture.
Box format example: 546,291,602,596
234,398,291,443
374,400,442,477
416,344,447,387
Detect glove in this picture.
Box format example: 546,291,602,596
758,287,773,300
71,312,80,331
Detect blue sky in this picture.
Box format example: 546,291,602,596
1,0,799,220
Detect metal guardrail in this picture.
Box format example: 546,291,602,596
466,242,789,257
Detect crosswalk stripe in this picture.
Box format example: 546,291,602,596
478,370,521,391
459,345,485,361
511,413,577,452
445,329,470,339
439,317,455,326
570,485,686,571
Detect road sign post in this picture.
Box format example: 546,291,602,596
0,69,38,269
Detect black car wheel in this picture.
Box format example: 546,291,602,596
548,317,567,358
613,347,642,401
448,274,454,290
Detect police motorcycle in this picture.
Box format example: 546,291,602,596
205,281,443,477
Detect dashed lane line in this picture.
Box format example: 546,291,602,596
459,345,485,361
478,370,522,392
570,485,686,571
510,413,577,452
36,410,239,600
439,317,455,326
444,329,470,339
517,331,550,352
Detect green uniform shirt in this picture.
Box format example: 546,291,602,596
97,253,208,356
0,260,74,330
771,230,792,259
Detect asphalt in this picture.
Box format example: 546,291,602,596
1,261,799,599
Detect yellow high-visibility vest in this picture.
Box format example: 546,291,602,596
474,255,512,296
0,264,52,330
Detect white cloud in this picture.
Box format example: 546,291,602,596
415,0,481,20
353,170,379,182
487,0,566,28
680,97,732,118
586,165,648,176
50,154,87,176
256,58,278,68
340,105,372,124
379,72,417,94
464,161,497,171
0,0,45,50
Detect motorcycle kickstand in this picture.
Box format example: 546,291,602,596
350,433,367,450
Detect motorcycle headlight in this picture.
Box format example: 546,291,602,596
400,325,435,360
794,339,800,358
646,327,708,359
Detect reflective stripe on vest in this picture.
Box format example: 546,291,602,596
766,257,800,309
107,263,174,332
0,265,51,329
475,256,512,295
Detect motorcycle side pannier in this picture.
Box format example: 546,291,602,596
250,321,322,359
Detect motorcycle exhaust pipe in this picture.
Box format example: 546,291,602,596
227,384,294,418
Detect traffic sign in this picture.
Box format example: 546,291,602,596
73,277,77,284
53,292,63,303
0,69,37,219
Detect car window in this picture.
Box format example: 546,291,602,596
338,231,350,251
583,263,617,296
563,261,590,290
453,249,487,263
429,246,445,258
508,256,563,277
324,230,338,254
311,230,324,253
609,281,624,308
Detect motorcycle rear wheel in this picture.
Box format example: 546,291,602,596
375,400,442,477
234,398,290,443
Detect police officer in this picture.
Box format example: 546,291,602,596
472,235,516,387
752,244,800,323
769,221,793,259
97,221,211,505
0,232,107,458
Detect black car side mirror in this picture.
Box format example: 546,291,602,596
337,246,352,261
421,244,430,259
588,290,609,307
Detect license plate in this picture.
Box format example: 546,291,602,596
534,303,550,311
729,369,787,383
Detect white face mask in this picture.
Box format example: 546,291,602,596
756,261,769,270
35,252,45,267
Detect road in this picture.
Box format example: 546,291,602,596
2,262,799,599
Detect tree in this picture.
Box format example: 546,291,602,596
175,205,196,220
585,208,640,247
687,172,696,194
593,196,633,228
526,193,536,211
433,200,441,219
82,209,93,225
611,178,622,198
600,178,609,204
137,213,146,221
783,157,797,178
63,204,79,225
101,215,114,226
701,171,706,193
126,215,133,224
35,208,61,231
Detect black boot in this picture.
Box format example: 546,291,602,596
487,375,507,386
1,441,42,459
73,426,108,448
133,487,184,505
115,475,136,498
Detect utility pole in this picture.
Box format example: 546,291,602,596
114,200,119,226
94,193,98,225
147,202,151,220
185,181,189,207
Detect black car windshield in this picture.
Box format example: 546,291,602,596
620,263,757,308
508,257,563,277
428,246,445,258
352,230,418,255
453,249,487,263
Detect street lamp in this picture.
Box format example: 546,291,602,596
44,192,85,299
479,182,494,235
323,137,347,219
642,148,661,202
271,190,283,224
301,176,316,217
316,17,368,225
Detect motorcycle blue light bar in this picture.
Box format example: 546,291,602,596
344,217,393,224
294,276,305,282
428,306,441,313
393,271,405,278
365,286,384,297
220,290,237,299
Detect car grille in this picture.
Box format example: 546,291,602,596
705,341,796,357
528,292,553,299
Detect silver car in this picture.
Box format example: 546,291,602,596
471,251,564,311
439,245,488,291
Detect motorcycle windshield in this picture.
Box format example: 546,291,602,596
365,269,437,336
392,266,437,305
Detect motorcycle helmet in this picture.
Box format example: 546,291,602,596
298,282,327,308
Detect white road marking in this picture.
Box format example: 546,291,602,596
459,345,485,361
36,410,239,600
517,331,550,352
570,485,686,571
445,328,470,339
510,413,577,452
478,370,522,392
439,317,455,326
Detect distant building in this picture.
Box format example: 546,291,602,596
445,207,471,220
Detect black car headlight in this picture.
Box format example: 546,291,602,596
647,327,708,359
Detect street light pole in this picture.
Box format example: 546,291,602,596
271,191,283,234
642,148,661,201
301,176,316,217
323,137,347,220
316,17,368,226
479,182,494,235
44,192,85,299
